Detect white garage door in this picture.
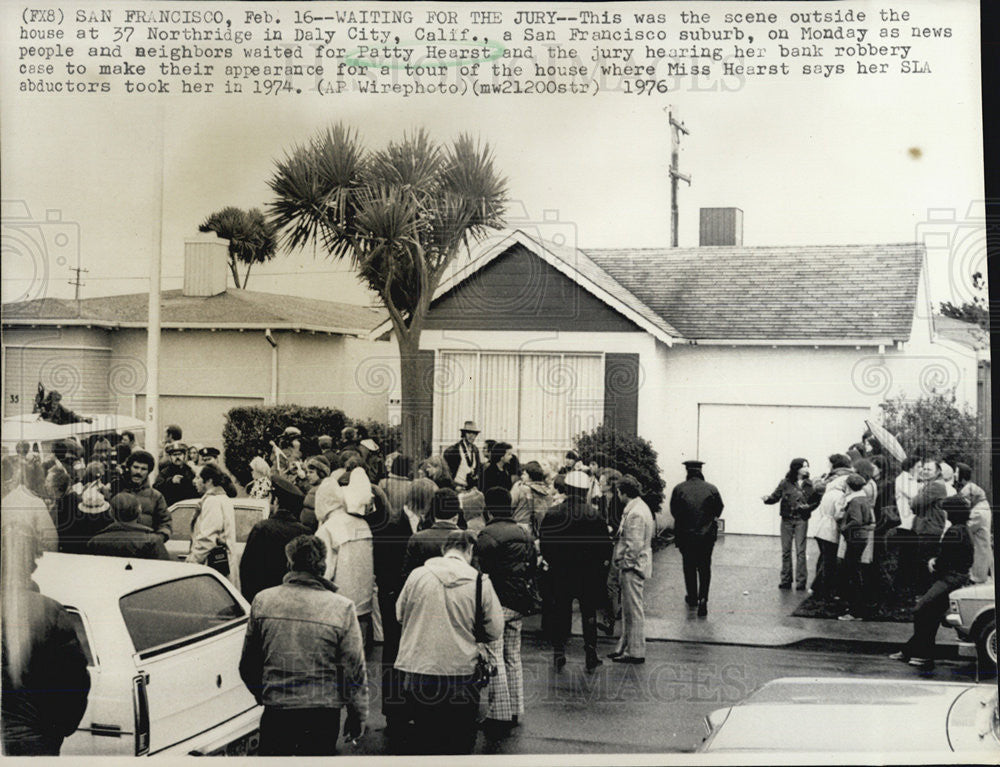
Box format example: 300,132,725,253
135,394,264,465
697,403,871,536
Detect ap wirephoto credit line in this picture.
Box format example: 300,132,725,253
1,1,993,763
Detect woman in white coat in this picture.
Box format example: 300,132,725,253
187,463,239,590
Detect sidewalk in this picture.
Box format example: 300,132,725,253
524,533,955,651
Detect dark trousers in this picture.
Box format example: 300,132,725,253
892,528,921,595
838,538,867,615
902,579,958,659
259,707,341,756
378,588,409,734
678,535,715,602
549,576,600,652
811,538,839,595
402,673,480,754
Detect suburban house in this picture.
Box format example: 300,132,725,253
2,236,390,451
367,209,984,536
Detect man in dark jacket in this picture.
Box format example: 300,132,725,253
539,470,612,672
153,442,199,507
1,522,90,755
442,421,483,491
239,535,367,755
239,477,310,603
669,460,724,617
86,493,172,560
400,488,463,582
475,487,539,730
112,451,171,541
363,481,414,750
891,495,974,671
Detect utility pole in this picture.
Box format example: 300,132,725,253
68,266,88,299
666,107,691,247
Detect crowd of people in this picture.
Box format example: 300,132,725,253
761,430,992,671
1,412,991,755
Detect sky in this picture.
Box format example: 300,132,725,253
1,0,986,311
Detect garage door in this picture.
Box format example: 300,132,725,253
4,346,112,417
697,403,871,536
135,394,264,466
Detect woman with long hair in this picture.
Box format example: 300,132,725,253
762,458,817,590
187,463,239,589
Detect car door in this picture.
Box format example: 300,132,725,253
118,573,257,755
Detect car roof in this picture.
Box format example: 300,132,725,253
33,552,217,606
2,414,145,444
704,677,974,753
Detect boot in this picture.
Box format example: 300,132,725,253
553,649,566,671
697,599,708,617
585,648,603,672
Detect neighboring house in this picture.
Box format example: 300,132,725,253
367,210,983,536
2,236,392,455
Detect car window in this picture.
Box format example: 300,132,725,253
119,575,246,654
64,608,96,666
168,503,262,543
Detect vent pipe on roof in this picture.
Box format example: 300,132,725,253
183,236,229,297
699,208,743,247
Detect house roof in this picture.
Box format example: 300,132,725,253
586,244,924,342
2,289,386,336
369,230,680,344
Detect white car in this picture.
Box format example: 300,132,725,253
946,582,997,669
164,497,269,563
2,413,146,455
32,552,261,756
699,677,999,754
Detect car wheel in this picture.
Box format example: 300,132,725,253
975,617,997,671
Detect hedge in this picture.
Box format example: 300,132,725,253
574,424,666,514
222,405,400,486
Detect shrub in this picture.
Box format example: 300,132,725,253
574,424,666,514
223,405,401,485
879,389,981,466
223,405,348,485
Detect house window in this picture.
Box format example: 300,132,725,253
436,351,604,463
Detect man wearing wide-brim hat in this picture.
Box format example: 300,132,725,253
669,460,725,617
442,420,483,492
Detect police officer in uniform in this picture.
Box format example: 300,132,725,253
669,460,724,617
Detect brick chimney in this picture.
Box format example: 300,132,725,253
183,235,229,297
699,208,743,247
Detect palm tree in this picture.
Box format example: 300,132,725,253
268,125,508,460
198,207,277,289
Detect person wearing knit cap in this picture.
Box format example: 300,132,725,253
86,492,171,560
669,460,724,617
239,477,310,604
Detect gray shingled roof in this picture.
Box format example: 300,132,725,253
2,289,386,335
535,236,682,339
585,244,923,341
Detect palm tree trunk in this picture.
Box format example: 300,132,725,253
396,330,431,462
243,262,253,289
228,258,242,289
